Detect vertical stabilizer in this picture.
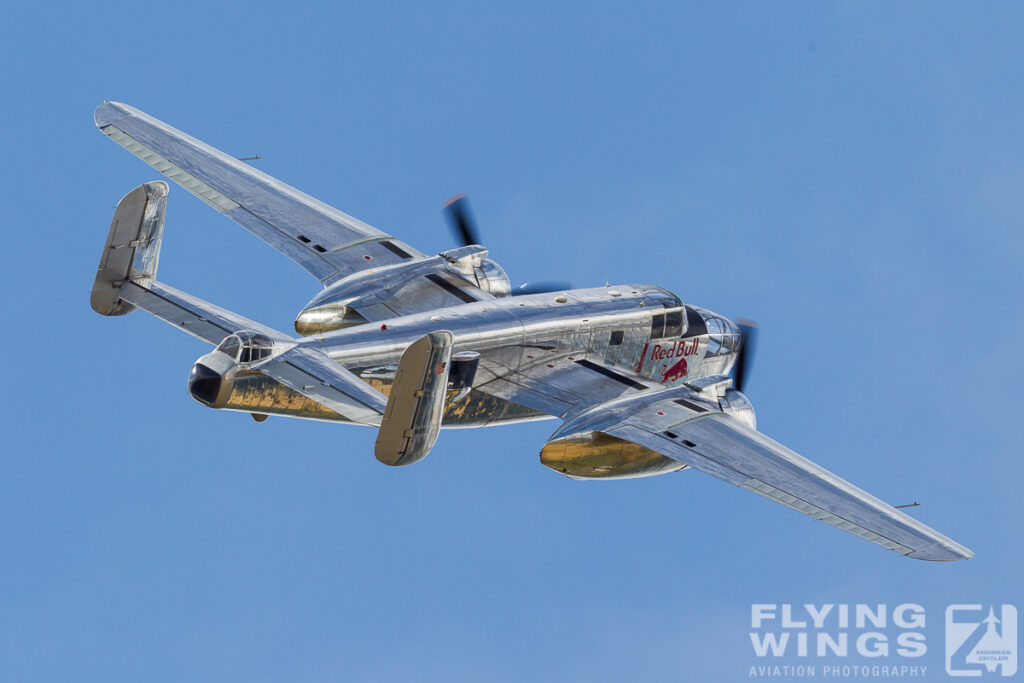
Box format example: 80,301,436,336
91,181,168,316
375,331,454,466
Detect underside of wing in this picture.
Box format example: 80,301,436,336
543,388,972,561
254,345,387,425
474,352,665,420
94,101,426,285
95,102,506,322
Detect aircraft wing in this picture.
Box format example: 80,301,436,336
474,352,666,420
94,101,429,287
478,358,972,561
253,345,386,425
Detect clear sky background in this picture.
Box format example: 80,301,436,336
1,2,1022,681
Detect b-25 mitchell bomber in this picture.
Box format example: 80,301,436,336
90,102,971,561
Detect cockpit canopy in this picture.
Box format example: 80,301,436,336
649,293,684,339
216,330,274,363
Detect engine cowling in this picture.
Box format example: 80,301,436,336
717,388,756,429
540,385,756,479
294,247,510,336
540,430,687,480
441,247,511,297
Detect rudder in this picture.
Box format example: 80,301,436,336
90,181,168,316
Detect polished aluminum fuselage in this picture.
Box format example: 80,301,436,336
218,284,741,427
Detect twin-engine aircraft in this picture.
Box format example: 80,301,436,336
91,102,971,561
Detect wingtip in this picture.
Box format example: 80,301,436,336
943,540,974,561
94,101,133,129
907,542,974,562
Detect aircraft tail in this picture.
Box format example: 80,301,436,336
91,181,167,316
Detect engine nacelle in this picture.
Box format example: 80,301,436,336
718,388,756,429
540,430,687,480
294,247,510,336
438,246,511,297
540,385,756,479
293,301,368,336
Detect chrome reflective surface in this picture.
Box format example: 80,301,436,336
540,431,687,480
89,101,973,561
96,101,425,285
90,181,167,316
375,331,454,465
295,251,498,329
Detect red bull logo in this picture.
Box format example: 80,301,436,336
661,357,688,383
636,338,701,374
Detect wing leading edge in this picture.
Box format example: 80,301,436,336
94,101,425,285
489,355,971,561
556,388,971,560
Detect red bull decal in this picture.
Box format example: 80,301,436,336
649,338,699,362
636,343,649,372
661,357,688,383
636,338,700,372
637,337,702,382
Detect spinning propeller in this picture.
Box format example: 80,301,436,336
732,319,758,393
443,194,573,295
442,194,481,247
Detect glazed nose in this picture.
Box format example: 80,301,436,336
187,363,222,406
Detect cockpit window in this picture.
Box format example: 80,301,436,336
650,313,665,338
650,302,684,339
217,335,241,360
239,333,273,363
664,307,683,337
220,331,274,364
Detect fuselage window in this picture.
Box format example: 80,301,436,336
651,313,666,339
609,330,624,346
651,306,683,339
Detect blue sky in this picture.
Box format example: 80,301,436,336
1,2,1022,681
